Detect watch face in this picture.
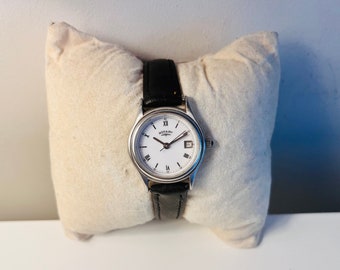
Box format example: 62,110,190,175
130,109,204,182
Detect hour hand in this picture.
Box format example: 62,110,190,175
153,137,170,151
153,137,166,146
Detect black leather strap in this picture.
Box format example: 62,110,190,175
150,182,189,220
143,59,183,108
143,59,188,219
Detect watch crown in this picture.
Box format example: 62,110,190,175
205,138,214,148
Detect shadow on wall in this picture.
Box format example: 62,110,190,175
269,42,340,214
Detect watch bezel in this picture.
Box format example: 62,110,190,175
128,106,206,184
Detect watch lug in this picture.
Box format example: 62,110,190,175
140,174,150,189
188,174,196,190
183,97,196,120
135,99,145,122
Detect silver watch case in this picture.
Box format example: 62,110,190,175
128,97,206,189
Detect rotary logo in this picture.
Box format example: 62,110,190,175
159,130,173,136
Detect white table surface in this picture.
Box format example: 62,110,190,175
1,213,339,270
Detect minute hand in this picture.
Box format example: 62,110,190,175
168,131,189,146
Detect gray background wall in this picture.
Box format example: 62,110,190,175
0,0,339,220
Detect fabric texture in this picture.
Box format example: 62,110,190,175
46,22,280,248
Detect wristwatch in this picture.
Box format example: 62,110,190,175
128,59,211,220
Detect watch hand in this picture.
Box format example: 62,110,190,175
156,131,189,151
153,137,169,151
153,137,166,146
168,130,189,146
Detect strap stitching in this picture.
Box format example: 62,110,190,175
155,193,161,220
176,194,183,219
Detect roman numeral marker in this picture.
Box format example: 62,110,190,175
166,165,170,172
183,153,191,159
144,154,151,161
163,120,168,126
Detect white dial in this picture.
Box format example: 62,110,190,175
131,111,203,181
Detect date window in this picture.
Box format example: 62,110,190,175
184,140,194,148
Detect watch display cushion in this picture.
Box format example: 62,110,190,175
46,22,280,248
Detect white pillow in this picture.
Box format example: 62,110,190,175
46,22,280,248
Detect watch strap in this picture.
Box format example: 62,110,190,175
143,59,183,108
143,59,188,220
150,182,189,220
